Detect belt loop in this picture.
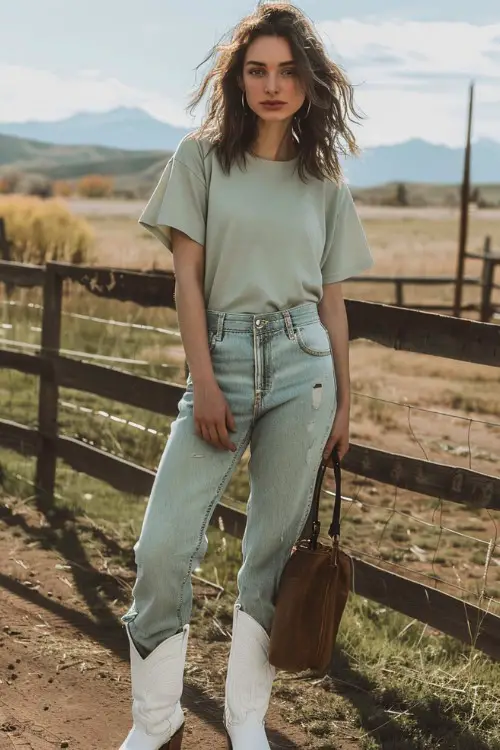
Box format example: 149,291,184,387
283,310,296,340
216,312,226,341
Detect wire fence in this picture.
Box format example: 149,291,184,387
1,277,500,629
328,389,500,613
0,298,181,338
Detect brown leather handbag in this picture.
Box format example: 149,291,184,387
269,448,352,674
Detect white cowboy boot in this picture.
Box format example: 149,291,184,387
224,604,276,749
120,624,189,750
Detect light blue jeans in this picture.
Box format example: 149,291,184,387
122,302,337,654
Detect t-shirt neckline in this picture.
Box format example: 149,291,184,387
248,151,299,165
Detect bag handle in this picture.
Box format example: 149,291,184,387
310,446,342,550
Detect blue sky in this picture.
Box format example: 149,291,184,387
1,0,499,146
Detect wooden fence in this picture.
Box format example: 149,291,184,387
347,234,500,322
466,235,500,322
0,259,500,662
1,216,498,320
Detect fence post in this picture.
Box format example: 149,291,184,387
453,82,474,318
480,236,493,323
35,263,63,509
395,280,404,307
0,218,13,298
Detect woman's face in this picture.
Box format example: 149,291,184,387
241,35,306,122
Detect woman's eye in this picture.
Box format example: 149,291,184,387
248,69,296,77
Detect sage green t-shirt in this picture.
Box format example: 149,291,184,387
139,134,373,314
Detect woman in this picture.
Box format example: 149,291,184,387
120,3,373,749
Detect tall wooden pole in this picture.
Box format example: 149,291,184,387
453,82,474,318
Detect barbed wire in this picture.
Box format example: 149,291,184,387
60,399,168,439
0,299,181,338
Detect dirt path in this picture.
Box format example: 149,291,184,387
0,495,360,750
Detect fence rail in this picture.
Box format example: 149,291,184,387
0,259,499,662
1,260,499,365
1,349,498,510
343,234,500,321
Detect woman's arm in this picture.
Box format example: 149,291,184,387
172,228,237,452
318,282,350,461
172,228,213,386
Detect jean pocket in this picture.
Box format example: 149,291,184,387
295,322,331,357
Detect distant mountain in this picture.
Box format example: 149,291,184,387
0,107,191,152
0,132,170,197
0,108,499,187
343,138,500,187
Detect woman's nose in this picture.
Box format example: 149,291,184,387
265,73,279,94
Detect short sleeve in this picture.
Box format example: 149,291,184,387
321,182,374,284
138,136,207,251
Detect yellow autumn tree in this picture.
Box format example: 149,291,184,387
77,174,114,198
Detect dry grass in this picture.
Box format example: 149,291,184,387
0,196,95,264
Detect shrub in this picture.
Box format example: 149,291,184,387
396,182,409,206
113,188,138,200
53,180,73,197
25,176,54,199
0,196,94,264
470,186,480,203
77,174,114,198
0,171,22,194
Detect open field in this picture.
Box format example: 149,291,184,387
0,202,499,748
63,198,500,290
64,196,500,225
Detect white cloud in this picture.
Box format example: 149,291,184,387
317,20,500,147
0,64,190,126
320,20,500,77
1,20,499,148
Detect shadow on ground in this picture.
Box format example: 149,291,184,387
329,645,491,750
0,496,300,749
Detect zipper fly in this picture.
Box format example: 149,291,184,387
253,318,270,416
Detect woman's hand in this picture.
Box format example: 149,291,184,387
171,229,237,453
323,402,350,464
193,378,237,452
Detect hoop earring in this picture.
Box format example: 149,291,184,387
294,113,302,137
241,91,246,110
304,99,311,118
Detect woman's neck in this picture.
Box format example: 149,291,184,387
251,118,297,162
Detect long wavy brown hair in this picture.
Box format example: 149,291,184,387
187,2,362,183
